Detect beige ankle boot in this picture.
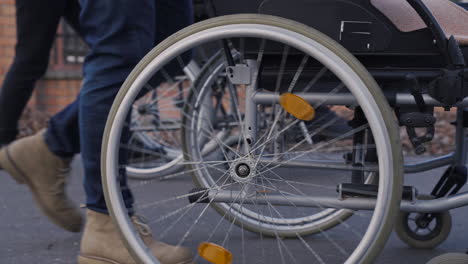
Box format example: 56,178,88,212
0,129,82,232
78,210,194,264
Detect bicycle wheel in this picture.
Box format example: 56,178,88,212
102,14,403,264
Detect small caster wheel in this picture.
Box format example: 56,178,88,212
395,195,452,249
426,253,468,264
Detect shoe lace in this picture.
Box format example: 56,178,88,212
132,215,152,236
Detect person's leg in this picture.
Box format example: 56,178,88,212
45,99,80,157
78,0,194,212
63,0,82,36
0,0,68,145
77,0,157,214
77,1,194,263
0,0,82,156
77,0,196,213
154,0,194,45
0,0,83,232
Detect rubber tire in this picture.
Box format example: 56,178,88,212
427,253,468,264
102,14,404,264
395,194,452,249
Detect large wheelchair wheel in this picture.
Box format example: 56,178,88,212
184,49,368,237
102,14,403,264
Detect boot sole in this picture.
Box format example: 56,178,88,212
79,254,194,264
78,255,120,264
0,146,81,232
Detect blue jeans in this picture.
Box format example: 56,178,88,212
45,0,193,214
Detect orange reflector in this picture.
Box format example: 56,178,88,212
198,242,233,264
279,93,315,121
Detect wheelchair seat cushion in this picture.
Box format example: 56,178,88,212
371,0,468,46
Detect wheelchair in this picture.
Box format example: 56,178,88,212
101,0,468,263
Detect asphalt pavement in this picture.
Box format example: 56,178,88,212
0,156,467,264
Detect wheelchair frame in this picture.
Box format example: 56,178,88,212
195,0,468,213
199,59,468,214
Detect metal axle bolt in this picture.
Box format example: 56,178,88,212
236,164,250,177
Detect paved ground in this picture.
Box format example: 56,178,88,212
0,156,467,264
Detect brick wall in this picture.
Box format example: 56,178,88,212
0,0,82,117
0,0,15,88
34,78,81,115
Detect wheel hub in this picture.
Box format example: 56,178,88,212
415,214,433,229
230,159,256,182
236,164,250,178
